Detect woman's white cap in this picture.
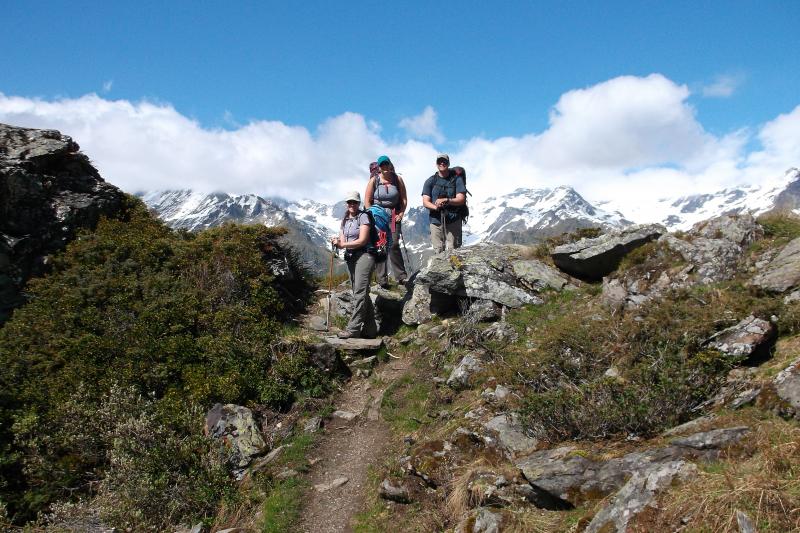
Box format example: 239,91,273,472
344,191,361,203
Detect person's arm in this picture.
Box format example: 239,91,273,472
421,177,438,211
348,220,371,248
396,176,408,221
364,178,375,209
331,228,346,248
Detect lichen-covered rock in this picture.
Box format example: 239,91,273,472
584,460,697,533
483,413,538,458
751,236,800,293
0,123,126,324
379,478,413,504
455,507,505,533
447,354,484,390
551,224,665,280
204,403,266,472
402,245,565,325
773,357,800,419
669,426,750,450
514,427,748,507
705,315,777,363
601,215,762,311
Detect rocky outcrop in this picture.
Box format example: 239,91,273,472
601,215,763,311
0,123,126,324
773,357,800,419
447,354,484,390
585,460,697,533
514,427,748,508
705,315,777,364
751,236,800,293
402,245,572,325
204,403,266,475
551,224,665,280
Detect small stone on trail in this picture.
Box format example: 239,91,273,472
332,410,358,421
314,476,349,492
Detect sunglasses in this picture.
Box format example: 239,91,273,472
346,200,359,205
437,160,449,166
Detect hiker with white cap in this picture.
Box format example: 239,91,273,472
364,155,408,287
330,190,378,339
421,153,467,252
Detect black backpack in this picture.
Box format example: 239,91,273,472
432,166,471,222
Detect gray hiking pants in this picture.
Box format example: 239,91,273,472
430,219,463,253
375,222,408,284
346,250,377,337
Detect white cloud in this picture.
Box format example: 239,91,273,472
701,73,744,98
398,106,445,143
1,74,798,221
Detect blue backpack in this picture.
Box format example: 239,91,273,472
364,205,392,262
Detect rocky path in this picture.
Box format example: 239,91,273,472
297,348,412,533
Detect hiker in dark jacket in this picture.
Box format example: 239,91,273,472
330,190,378,339
421,153,466,252
364,155,408,287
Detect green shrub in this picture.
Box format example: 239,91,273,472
0,197,317,524
511,283,777,442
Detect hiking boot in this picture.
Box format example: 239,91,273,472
378,282,390,289
397,278,407,286
337,330,359,339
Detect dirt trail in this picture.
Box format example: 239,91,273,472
297,348,412,533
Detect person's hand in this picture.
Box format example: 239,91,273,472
395,213,404,222
330,236,340,248
435,198,449,208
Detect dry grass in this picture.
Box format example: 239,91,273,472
656,415,800,532
504,507,564,533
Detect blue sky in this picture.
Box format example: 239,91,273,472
1,1,799,212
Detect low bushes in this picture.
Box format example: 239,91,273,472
0,197,322,525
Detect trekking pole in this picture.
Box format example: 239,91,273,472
440,206,447,252
399,229,415,274
326,242,335,331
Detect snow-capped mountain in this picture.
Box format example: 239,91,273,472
599,167,800,230
139,168,800,273
136,190,337,273
464,186,631,245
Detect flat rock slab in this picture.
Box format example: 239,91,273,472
551,223,665,280
323,336,384,350
751,236,800,293
314,476,349,492
706,315,776,363
331,410,358,421
774,357,800,419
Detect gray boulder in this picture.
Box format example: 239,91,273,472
0,123,126,324
669,426,750,450
379,478,412,504
585,460,697,533
515,427,748,507
773,357,800,419
483,413,538,458
204,403,266,472
751,236,800,293
551,224,665,280
705,315,776,363
601,215,762,311
455,508,504,533
447,354,484,390
401,281,433,325
402,245,568,325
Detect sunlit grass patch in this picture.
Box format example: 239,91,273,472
654,414,800,532
381,375,434,434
